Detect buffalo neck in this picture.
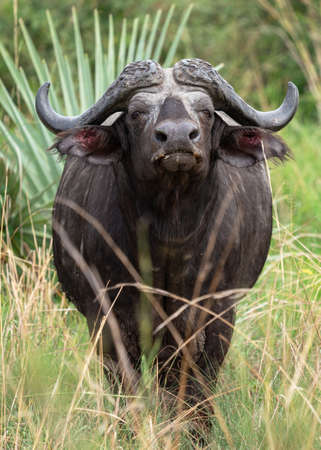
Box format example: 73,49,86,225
128,168,216,244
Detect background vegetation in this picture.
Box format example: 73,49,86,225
1,0,320,448
1,0,320,121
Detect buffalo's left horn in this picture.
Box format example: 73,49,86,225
174,59,299,131
36,60,164,134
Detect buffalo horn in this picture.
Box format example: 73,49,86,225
36,60,164,134
173,59,299,131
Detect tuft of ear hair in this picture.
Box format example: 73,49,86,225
218,126,292,168
48,126,121,165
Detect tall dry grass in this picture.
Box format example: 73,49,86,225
258,0,321,123
1,149,321,448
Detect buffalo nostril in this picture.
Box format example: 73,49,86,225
189,129,199,141
155,130,167,143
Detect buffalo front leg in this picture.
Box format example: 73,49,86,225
85,288,141,391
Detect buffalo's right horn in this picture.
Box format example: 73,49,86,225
174,59,299,131
36,60,164,134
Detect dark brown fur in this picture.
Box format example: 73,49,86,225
51,107,290,401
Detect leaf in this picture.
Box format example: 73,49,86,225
152,5,175,61
126,18,139,65
163,4,193,67
107,15,115,86
73,7,91,111
0,6,191,256
19,18,48,84
47,10,79,115
0,43,33,114
144,10,162,60
94,9,105,100
0,80,55,199
135,15,150,61
117,19,127,76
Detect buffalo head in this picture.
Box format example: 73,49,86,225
36,58,298,185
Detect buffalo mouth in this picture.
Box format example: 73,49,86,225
152,151,202,172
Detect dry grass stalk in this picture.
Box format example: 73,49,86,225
258,0,321,122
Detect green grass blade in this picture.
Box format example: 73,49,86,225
19,68,40,116
47,10,79,115
0,43,33,114
42,60,61,112
104,53,109,86
163,4,193,67
0,77,47,152
94,9,105,100
135,15,149,61
0,120,39,195
0,48,51,151
19,68,53,147
20,69,52,147
65,55,80,112
0,80,55,196
72,7,90,111
0,121,23,174
19,183,56,211
117,19,127,76
0,82,15,120
126,18,139,65
214,63,224,71
19,18,47,83
84,54,94,106
107,15,115,86
20,17,61,113
144,10,162,60
152,5,175,62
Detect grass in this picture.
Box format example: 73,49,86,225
0,5,193,256
276,122,321,231
1,122,320,448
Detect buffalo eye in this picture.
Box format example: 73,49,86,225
199,109,212,119
130,111,145,120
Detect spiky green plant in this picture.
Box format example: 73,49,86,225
0,6,193,256
0,159,51,256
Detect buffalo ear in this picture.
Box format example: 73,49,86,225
217,126,291,168
49,125,121,165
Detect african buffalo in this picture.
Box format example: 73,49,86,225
36,58,298,397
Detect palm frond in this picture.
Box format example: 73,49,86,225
0,6,192,255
